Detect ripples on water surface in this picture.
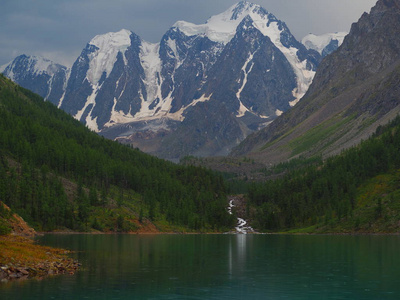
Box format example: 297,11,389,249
1,234,400,299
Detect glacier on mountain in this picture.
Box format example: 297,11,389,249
87,29,132,85
1,1,325,159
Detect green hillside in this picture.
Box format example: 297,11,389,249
0,74,235,233
247,116,400,233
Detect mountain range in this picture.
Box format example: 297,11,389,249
232,0,400,165
0,1,344,160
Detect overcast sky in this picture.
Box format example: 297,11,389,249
0,0,377,67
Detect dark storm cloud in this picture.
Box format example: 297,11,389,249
0,0,376,67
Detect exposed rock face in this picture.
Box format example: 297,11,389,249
232,0,400,164
2,2,320,160
0,55,67,106
1,202,36,237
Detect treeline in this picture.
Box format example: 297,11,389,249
0,75,234,232
248,116,400,231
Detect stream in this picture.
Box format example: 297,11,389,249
228,198,255,234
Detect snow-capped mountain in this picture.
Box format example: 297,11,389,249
233,0,400,165
302,32,347,57
1,55,67,103
1,1,322,160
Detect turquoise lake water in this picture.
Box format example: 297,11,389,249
1,234,400,299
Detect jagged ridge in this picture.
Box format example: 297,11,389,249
232,0,400,165
2,1,323,160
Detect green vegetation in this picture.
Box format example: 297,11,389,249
248,115,400,233
0,235,79,278
288,115,352,156
0,74,235,233
0,202,12,235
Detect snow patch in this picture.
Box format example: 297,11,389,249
74,84,101,132
275,109,283,116
236,51,256,117
169,93,213,122
57,69,71,108
104,97,136,127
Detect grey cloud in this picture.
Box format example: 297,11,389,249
0,0,377,67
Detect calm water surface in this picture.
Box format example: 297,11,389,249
1,234,400,299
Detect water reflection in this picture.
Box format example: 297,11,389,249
228,234,251,277
2,234,400,299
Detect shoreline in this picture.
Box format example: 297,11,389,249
36,230,400,236
0,235,80,283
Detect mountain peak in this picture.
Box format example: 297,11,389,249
89,29,132,50
172,2,277,44
2,54,65,81
230,1,269,20
86,29,133,85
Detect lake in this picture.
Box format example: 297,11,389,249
1,234,400,299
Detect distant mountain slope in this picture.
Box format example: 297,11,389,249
0,55,67,105
232,0,400,164
0,74,234,232
302,32,347,57
1,1,321,160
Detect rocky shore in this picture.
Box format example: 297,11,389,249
0,235,80,283
0,258,80,281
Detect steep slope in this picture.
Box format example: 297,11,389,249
2,1,321,160
0,74,234,232
247,115,400,233
233,0,400,164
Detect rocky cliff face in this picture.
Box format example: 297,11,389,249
2,2,321,160
232,0,400,164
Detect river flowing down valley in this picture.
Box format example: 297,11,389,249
227,196,255,234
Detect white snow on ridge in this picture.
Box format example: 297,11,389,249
2,56,60,79
302,32,347,54
174,1,315,107
173,2,273,45
32,56,56,75
87,29,132,85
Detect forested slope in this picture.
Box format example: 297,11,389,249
248,116,400,233
0,74,234,233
